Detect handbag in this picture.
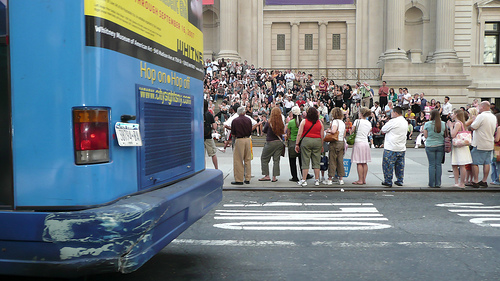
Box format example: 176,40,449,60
277,135,286,157
444,127,452,153
494,145,500,162
452,122,471,147
324,120,339,142
320,155,329,171
346,120,359,145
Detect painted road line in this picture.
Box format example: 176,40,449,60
311,241,492,249
437,203,500,227
171,239,491,249
215,217,388,221
223,203,374,207
215,202,391,231
217,208,381,214
213,221,392,231
171,239,296,247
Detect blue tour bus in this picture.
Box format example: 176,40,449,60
0,0,222,277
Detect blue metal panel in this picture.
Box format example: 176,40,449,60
8,0,206,207
0,170,223,277
137,84,195,190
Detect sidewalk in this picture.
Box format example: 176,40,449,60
207,146,500,192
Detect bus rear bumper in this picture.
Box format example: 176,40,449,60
0,169,223,278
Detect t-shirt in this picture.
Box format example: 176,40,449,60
204,111,215,139
287,119,300,141
301,119,321,139
353,119,371,143
381,116,408,152
263,122,281,142
424,121,445,147
470,111,497,150
330,119,346,140
378,86,389,97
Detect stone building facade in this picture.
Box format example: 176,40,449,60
203,0,500,106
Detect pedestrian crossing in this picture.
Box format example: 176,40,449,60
436,203,500,227
213,202,392,231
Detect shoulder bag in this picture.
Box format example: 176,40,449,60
452,122,471,147
444,126,452,153
277,134,286,157
270,123,286,157
346,120,359,145
324,120,339,142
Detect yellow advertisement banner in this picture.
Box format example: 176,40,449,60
85,0,203,55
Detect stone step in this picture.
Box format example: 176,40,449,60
215,132,424,148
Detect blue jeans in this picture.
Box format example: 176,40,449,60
491,159,500,184
426,146,444,187
382,150,405,185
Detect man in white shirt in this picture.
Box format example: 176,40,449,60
441,96,453,122
284,69,295,91
402,88,411,111
381,106,408,187
283,95,295,116
469,101,497,188
371,101,382,119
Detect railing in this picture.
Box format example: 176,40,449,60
288,68,383,81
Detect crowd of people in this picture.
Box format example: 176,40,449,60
203,59,500,188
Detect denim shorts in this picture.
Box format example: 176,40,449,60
471,147,492,165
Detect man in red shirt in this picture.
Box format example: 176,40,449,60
296,96,306,108
378,80,389,109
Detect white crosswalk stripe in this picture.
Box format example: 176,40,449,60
436,203,500,227
213,202,391,231
171,239,491,249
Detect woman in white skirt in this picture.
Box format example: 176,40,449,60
446,109,472,188
351,107,373,185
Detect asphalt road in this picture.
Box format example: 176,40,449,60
5,191,500,281
85,191,500,281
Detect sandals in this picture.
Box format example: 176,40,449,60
258,177,271,181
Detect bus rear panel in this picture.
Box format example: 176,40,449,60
0,0,222,277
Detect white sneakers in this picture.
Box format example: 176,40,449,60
297,179,307,186
298,179,343,186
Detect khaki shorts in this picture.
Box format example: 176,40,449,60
204,138,217,157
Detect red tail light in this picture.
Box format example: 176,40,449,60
73,108,110,165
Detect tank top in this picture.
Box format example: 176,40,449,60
302,120,321,139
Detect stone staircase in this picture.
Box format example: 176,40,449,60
211,99,422,148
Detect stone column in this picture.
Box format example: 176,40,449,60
383,0,407,60
318,21,328,69
290,22,300,69
432,0,459,61
218,0,240,60
264,23,272,68
251,0,259,64
346,21,356,68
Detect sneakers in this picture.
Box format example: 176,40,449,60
322,179,328,185
338,180,344,185
478,181,488,188
297,179,307,187
326,179,333,185
414,145,419,149
371,144,375,148
314,180,320,186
